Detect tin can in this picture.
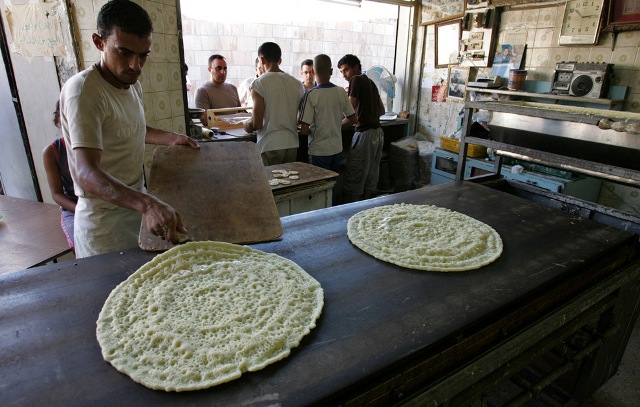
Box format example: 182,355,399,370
508,69,527,90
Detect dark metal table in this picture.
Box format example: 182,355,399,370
1,182,638,406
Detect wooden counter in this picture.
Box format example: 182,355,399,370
0,195,72,274
264,162,338,216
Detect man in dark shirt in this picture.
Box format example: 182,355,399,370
338,54,385,203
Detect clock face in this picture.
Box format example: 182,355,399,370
559,0,604,45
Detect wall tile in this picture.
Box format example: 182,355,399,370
80,29,100,65
538,6,558,28
501,10,523,29
148,62,168,92
144,1,164,34
150,33,167,63
567,47,590,63
162,5,177,35
590,47,612,63
173,116,187,134
142,92,155,121
529,48,551,68
154,118,173,132
165,34,181,64
527,69,554,81
151,92,172,120
613,30,640,48
169,90,184,117
611,46,637,69
167,62,182,91
139,68,150,90
522,9,540,28
548,47,567,66
533,28,555,48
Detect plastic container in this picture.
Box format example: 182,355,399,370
439,136,487,158
508,69,527,91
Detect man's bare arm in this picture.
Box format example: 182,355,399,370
243,89,265,133
73,147,187,243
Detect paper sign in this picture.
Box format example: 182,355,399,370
5,1,65,57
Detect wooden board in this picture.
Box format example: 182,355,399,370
0,195,72,274
265,161,338,191
139,142,282,251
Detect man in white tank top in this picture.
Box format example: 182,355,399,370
243,42,305,166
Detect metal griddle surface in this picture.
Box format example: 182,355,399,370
1,182,637,406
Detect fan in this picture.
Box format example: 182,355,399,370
365,65,397,113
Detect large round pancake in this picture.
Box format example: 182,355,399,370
96,241,323,391
347,203,503,272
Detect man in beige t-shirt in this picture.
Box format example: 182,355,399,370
60,0,199,258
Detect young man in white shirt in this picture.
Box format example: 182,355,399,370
244,42,305,165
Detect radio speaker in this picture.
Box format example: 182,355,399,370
570,75,594,97
568,65,612,99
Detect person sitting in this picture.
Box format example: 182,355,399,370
238,57,264,107
42,101,77,249
195,54,241,115
300,58,316,91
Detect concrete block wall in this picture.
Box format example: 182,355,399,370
181,15,398,104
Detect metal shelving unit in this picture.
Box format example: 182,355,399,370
456,101,640,186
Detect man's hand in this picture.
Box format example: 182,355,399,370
143,199,188,244
171,133,200,149
146,126,200,148
243,119,253,133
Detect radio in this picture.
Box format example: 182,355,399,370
551,62,614,99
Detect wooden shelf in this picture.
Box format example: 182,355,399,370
467,87,625,109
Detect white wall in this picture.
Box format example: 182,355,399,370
0,0,61,201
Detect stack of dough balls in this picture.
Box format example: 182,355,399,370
96,241,324,391
347,203,503,271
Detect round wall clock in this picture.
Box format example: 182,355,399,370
559,0,606,45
